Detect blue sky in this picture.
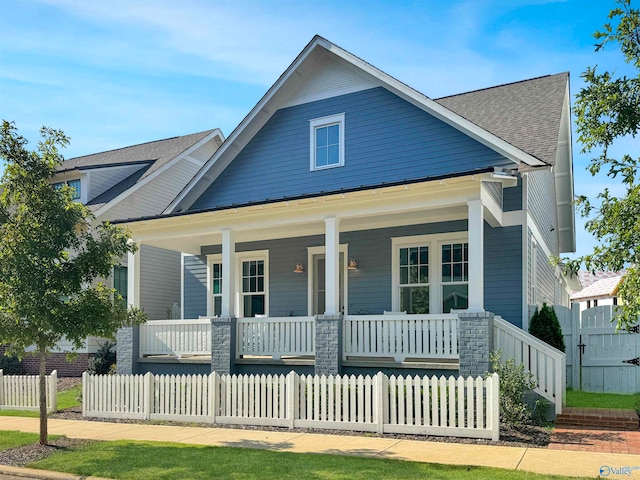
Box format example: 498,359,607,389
0,0,635,259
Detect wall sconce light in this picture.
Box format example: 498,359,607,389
347,258,358,270
293,262,304,273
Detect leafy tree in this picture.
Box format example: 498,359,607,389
529,303,566,352
561,0,640,329
0,121,146,444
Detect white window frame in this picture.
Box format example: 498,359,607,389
206,254,223,317
236,250,269,318
391,233,469,314
53,177,83,201
309,113,345,171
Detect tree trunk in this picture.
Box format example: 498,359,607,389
38,345,48,445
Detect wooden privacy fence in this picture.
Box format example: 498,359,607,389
344,314,459,361
0,370,58,413
493,316,565,414
83,371,499,440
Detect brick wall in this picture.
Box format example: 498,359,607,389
315,314,342,376
0,345,89,377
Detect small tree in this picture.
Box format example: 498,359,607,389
529,303,566,352
488,351,538,426
0,121,146,444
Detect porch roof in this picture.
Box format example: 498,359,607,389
119,172,493,254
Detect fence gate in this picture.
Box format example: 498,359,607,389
560,304,640,394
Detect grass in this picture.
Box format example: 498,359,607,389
0,431,42,450
565,389,640,410
29,438,590,480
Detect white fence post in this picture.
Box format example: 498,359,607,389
286,371,297,428
373,371,384,434
209,372,219,425
143,372,153,420
48,370,58,413
0,370,3,409
489,373,500,441
82,372,88,417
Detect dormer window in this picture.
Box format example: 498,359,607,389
53,179,81,200
310,113,345,171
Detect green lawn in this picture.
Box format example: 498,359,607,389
27,438,590,480
0,431,42,450
565,389,640,410
0,383,81,418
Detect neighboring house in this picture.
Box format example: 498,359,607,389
571,272,624,312
116,36,576,394
19,129,225,375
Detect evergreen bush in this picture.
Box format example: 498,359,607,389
0,353,21,374
529,303,566,352
88,341,116,375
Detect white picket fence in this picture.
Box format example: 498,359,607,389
493,316,565,414
0,370,58,413
237,317,315,359
83,371,499,440
344,314,459,361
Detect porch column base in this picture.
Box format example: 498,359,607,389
458,311,494,378
116,325,139,375
314,314,343,376
211,317,237,375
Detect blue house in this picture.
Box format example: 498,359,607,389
116,37,575,410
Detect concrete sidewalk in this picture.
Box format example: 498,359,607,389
1,416,640,479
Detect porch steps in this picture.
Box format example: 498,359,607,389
555,408,640,431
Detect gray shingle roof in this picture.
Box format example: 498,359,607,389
58,129,216,180
435,73,569,166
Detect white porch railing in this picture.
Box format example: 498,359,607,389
344,314,459,362
493,315,566,414
0,370,58,413
237,317,315,359
82,371,499,440
140,319,212,357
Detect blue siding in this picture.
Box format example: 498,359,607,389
191,87,512,210
183,255,207,318
484,224,522,327
191,221,468,316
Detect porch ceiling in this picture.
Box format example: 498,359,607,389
126,176,483,254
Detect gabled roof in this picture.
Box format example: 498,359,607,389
571,275,623,301
167,35,560,214
577,270,627,291
58,130,218,180
435,73,569,167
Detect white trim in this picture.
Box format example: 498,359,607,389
236,249,269,317
94,129,224,218
166,36,546,214
309,113,345,171
180,253,188,319
391,232,468,314
206,254,223,317
306,244,349,316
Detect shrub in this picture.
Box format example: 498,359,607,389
88,341,116,375
488,350,538,426
529,303,566,352
0,353,21,374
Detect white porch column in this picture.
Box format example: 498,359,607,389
127,246,141,309
324,216,340,315
221,229,236,317
467,199,484,312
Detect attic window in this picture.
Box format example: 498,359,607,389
310,113,345,171
53,179,81,200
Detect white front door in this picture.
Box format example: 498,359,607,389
310,250,346,315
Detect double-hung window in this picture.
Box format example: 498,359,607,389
441,242,469,312
393,234,469,314
241,257,267,317
113,265,128,306
211,262,223,316
310,113,345,171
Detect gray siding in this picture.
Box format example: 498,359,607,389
139,245,181,320
503,178,522,211
527,170,559,254
484,225,522,327
527,228,556,311
183,254,207,318
191,87,512,210
483,181,502,209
